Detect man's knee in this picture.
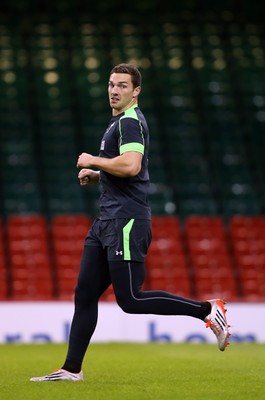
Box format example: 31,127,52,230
74,284,97,305
115,294,139,314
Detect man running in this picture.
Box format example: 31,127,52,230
30,63,230,382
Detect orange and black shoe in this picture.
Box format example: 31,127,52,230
204,299,231,351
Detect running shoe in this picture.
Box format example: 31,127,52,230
30,369,83,382
204,299,230,351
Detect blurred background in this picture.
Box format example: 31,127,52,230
0,0,265,304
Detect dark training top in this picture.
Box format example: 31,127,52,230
98,105,151,220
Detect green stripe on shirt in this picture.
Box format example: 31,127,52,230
120,142,144,155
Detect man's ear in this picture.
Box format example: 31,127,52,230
133,86,141,98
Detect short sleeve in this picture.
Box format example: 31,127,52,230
118,117,145,155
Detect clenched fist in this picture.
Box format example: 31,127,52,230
76,153,95,168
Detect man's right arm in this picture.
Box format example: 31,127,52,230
78,168,100,186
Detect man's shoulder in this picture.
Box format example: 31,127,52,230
120,106,145,121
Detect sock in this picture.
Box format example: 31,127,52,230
200,301,212,320
61,360,82,373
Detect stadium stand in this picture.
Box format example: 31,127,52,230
51,214,92,299
0,0,265,301
229,216,265,301
6,215,54,300
146,216,192,297
185,216,238,300
0,218,9,299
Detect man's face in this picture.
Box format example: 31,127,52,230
108,72,140,114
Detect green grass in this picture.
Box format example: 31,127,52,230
1,343,265,400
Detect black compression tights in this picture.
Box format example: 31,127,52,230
63,245,210,372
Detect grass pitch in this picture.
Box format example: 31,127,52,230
1,343,264,400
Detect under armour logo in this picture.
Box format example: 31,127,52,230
116,250,123,255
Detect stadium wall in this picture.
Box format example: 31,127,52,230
0,302,264,344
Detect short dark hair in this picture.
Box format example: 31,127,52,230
110,63,142,88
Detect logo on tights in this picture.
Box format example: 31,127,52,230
115,250,123,256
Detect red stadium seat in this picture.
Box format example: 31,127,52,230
185,216,238,301
51,214,92,300
147,216,192,297
229,216,265,301
0,218,8,300
7,215,54,300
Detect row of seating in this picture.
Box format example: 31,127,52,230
0,214,264,302
0,3,264,304
1,7,265,218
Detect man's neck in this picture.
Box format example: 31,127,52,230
112,99,138,116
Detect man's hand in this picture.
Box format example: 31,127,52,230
77,153,95,169
78,168,100,186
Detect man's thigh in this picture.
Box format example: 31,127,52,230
77,241,110,297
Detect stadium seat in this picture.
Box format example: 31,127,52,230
0,218,9,299
7,215,54,300
185,216,238,300
0,129,44,215
146,216,192,297
229,216,265,301
51,214,92,299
